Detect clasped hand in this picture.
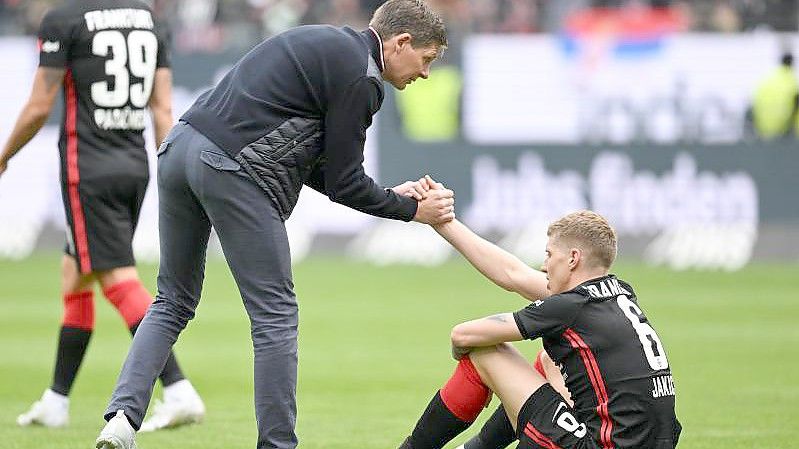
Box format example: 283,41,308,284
391,175,455,225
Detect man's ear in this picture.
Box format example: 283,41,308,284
568,248,581,271
395,32,412,50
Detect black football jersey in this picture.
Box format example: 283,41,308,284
37,0,169,181
514,275,681,449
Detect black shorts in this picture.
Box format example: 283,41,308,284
62,174,149,274
515,384,600,449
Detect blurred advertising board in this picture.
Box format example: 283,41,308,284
462,33,799,144
377,97,799,270
1,36,797,270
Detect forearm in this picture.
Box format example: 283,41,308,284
1,104,49,166
328,172,418,221
151,108,173,148
450,313,522,358
2,67,62,169
434,219,534,294
148,68,173,148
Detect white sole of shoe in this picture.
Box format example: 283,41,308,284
140,409,205,432
16,416,67,428
95,435,129,449
16,415,32,426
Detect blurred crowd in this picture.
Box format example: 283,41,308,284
0,0,796,53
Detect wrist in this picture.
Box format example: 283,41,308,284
0,147,13,165
433,218,456,231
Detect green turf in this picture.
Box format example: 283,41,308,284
0,254,797,448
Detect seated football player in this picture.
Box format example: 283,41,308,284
397,200,681,449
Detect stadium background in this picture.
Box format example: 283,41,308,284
0,1,797,448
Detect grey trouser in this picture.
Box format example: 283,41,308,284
105,122,299,449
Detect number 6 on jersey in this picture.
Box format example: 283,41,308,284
617,295,669,370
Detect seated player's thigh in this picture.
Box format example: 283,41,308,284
469,344,547,430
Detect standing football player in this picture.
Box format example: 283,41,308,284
397,202,681,449
0,0,204,431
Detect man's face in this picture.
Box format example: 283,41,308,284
383,34,440,90
541,238,572,294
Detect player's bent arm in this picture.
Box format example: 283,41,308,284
0,67,63,171
434,219,548,301
450,313,523,356
148,68,174,148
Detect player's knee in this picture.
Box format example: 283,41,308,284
63,290,95,330
61,256,95,292
450,323,470,348
102,279,152,327
467,344,509,367
96,266,138,288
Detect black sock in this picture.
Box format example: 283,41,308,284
51,326,92,395
129,320,185,386
463,405,517,449
399,391,473,449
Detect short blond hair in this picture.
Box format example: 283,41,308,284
370,0,447,50
547,210,617,269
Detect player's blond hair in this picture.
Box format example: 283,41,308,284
547,210,617,269
369,0,448,50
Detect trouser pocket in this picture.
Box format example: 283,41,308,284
200,150,241,171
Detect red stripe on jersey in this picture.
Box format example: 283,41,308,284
563,328,614,449
64,70,92,273
523,423,564,449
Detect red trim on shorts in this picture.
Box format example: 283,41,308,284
64,70,91,273
563,328,614,449
524,423,564,449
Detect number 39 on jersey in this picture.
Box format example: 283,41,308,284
89,29,157,130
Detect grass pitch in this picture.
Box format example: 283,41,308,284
0,254,797,448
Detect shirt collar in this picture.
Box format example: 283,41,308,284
365,26,385,72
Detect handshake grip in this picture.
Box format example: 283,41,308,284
410,175,455,225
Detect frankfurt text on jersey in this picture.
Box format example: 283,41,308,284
84,9,154,31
